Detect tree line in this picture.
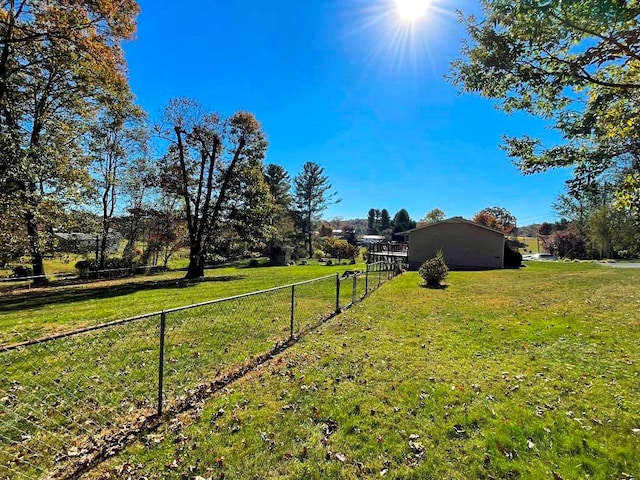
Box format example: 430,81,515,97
0,2,338,281
366,207,417,239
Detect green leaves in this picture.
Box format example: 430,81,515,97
452,0,640,234
418,250,449,287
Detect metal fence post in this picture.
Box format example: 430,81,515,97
157,311,166,416
335,273,340,312
290,284,295,340
352,274,356,304
365,266,369,294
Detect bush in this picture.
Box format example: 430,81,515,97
74,259,96,271
11,265,33,278
542,226,586,259
418,251,449,287
248,259,260,268
504,243,523,269
293,245,309,261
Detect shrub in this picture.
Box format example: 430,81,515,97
74,260,96,271
12,265,33,278
503,243,523,269
542,226,587,259
418,251,449,287
248,259,260,268
320,237,360,262
293,245,309,260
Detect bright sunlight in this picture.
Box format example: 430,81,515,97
395,0,429,22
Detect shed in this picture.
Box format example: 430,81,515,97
406,217,505,270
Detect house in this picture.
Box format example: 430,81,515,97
405,217,505,270
53,231,121,253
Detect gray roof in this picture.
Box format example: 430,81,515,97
405,217,505,236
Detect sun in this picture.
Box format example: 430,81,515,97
395,0,430,22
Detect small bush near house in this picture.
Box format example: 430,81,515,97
419,250,448,287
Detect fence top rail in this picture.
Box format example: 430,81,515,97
0,273,339,353
162,273,338,314
0,311,160,353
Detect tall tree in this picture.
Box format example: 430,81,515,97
88,95,146,268
473,206,516,234
450,0,640,209
217,161,272,256
293,161,338,256
380,208,391,230
145,197,186,268
0,0,140,283
392,208,416,239
263,163,295,247
264,163,291,209
421,208,445,224
157,98,267,279
367,208,377,233
587,204,637,259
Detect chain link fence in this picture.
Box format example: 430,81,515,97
0,261,402,479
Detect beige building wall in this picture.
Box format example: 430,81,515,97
407,220,504,270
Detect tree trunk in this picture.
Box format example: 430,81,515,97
305,210,313,257
185,247,204,279
25,209,46,285
99,225,110,269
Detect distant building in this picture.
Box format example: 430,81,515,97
405,217,505,270
362,234,386,246
53,231,121,253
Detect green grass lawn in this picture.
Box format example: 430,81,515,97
85,262,639,480
1,258,383,479
0,260,364,346
515,236,541,254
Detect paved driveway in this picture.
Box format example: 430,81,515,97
598,262,640,269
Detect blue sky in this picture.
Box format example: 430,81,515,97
123,0,571,226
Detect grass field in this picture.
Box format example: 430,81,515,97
2,261,638,479
0,258,388,479
81,262,639,480
0,260,365,346
513,236,541,254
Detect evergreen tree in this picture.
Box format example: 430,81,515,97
293,162,338,256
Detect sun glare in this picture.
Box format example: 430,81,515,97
344,0,451,76
395,0,429,22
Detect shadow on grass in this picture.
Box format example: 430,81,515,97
0,275,247,314
420,283,449,290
